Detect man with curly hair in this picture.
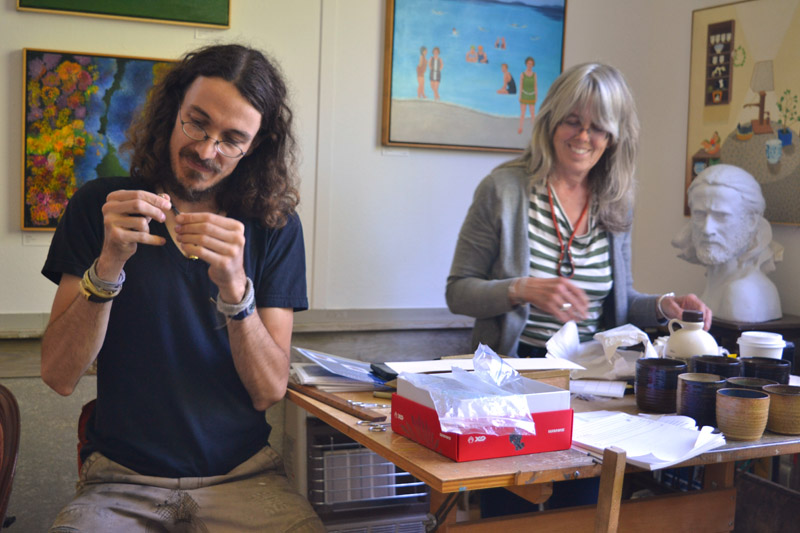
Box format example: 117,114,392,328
41,44,323,532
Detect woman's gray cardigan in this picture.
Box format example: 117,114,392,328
446,166,661,356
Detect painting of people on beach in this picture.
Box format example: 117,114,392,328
382,0,566,152
22,49,171,229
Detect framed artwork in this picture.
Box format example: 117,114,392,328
685,0,800,224
22,48,173,230
381,0,566,152
17,0,230,28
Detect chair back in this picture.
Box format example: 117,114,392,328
0,383,20,526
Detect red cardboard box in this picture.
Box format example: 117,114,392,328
391,393,573,462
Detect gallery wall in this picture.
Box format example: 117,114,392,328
2,0,800,337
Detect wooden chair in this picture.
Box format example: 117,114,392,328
0,383,21,527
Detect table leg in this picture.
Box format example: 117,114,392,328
704,462,735,490
594,446,626,533
429,488,459,531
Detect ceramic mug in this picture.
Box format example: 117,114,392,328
763,384,800,435
677,373,725,428
635,358,687,413
716,388,770,441
766,139,783,164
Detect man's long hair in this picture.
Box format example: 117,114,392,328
123,44,298,228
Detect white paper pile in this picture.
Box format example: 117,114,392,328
571,410,726,470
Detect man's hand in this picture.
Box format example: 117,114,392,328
174,212,248,303
97,190,171,279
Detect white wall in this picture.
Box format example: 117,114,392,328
2,0,800,335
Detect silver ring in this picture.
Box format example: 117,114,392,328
560,302,572,311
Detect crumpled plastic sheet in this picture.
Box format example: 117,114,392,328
399,344,536,436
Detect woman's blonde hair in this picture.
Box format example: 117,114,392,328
500,62,640,232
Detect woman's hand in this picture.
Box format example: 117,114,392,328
659,293,713,330
513,276,590,323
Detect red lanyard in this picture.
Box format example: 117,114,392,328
547,185,589,278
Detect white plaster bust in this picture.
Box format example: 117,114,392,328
671,164,783,323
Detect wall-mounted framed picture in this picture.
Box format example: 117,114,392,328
17,0,230,29
21,48,173,230
381,0,566,152
685,0,800,224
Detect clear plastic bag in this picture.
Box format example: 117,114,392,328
398,344,536,436
546,322,657,381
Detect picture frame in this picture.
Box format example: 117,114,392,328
685,0,800,224
21,48,173,230
17,0,230,29
381,0,566,152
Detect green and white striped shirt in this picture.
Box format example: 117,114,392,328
521,181,613,346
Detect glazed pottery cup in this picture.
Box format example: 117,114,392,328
741,357,791,384
716,388,770,440
763,384,800,435
766,139,783,164
690,355,742,378
677,373,726,428
635,358,687,413
725,376,778,391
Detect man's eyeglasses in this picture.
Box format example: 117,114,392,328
559,117,610,142
178,110,246,158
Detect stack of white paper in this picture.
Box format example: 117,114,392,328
571,410,726,470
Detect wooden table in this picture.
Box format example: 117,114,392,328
286,389,800,532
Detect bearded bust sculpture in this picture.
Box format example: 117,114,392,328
672,164,783,323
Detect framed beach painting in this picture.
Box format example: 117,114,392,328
685,0,800,224
17,0,230,28
381,0,566,152
21,49,172,230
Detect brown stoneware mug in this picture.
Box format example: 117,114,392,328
763,384,800,435
725,376,778,391
716,388,770,441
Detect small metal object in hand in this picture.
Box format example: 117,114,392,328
170,204,199,260
560,302,572,311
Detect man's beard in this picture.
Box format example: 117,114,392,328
166,148,225,203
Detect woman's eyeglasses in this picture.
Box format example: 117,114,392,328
559,117,610,142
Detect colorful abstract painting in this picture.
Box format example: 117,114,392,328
22,49,172,229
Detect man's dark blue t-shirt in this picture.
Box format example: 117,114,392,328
42,177,308,478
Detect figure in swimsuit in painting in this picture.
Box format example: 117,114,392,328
497,63,517,94
466,45,478,63
417,46,427,98
429,47,443,101
519,56,537,134
477,45,488,63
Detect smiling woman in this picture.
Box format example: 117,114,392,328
446,62,713,358
445,60,714,519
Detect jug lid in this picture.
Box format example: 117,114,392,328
682,309,704,322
